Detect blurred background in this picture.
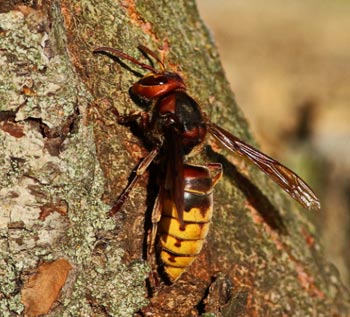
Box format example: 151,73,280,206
197,0,349,288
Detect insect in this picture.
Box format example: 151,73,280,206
93,45,320,282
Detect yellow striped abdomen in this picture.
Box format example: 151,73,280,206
158,163,222,282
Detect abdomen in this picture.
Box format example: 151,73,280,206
158,163,222,282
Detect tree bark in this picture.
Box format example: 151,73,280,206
0,1,349,316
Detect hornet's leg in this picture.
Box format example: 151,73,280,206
148,186,164,256
206,163,223,186
110,107,150,130
109,146,160,216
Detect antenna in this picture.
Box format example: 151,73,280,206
93,46,158,73
138,45,165,71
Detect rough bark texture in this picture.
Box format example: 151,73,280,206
0,1,349,317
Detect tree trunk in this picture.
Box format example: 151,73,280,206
0,1,349,316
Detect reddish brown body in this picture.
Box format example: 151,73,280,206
93,45,320,283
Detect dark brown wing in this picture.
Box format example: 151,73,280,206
208,122,320,210
165,127,185,227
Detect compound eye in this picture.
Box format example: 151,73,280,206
140,75,168,86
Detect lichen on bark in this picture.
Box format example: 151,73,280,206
1,3,148,316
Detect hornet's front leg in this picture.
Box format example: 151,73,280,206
110,106,150,131
92,97,150,130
